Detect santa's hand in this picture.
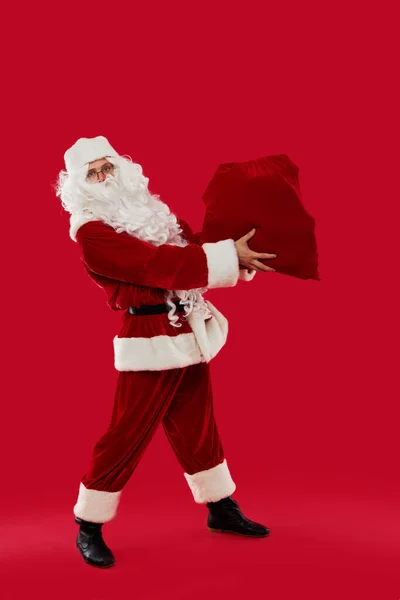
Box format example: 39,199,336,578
234,228,277,272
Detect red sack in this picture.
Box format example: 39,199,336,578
201,154,320,280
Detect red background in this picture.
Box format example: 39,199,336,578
2,1,399,598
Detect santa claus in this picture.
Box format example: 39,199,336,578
55,135,277,568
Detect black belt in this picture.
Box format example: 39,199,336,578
128,300,186,316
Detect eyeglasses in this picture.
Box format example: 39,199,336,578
86,162,115,182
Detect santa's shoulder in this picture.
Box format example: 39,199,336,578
70,213,106,242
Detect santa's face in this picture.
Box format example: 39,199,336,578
80,156,123,210
86,157,115,183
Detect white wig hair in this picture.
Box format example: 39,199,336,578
54,154,211,327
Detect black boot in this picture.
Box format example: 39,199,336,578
75,517,116,568
206,496,270,537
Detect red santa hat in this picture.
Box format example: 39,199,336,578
64,135,119,173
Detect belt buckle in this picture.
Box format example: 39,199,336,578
128,306,137,315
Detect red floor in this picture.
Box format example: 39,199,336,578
1,477,398,600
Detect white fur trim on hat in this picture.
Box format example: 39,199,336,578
64,135,119,173
73,482,122,523
183,459,236,503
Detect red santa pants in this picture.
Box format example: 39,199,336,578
73,362,236,523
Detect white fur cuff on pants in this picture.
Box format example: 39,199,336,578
73,482,122,523
183,459,236,503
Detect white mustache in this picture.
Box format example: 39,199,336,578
83,175,121,203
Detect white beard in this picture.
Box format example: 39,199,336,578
71,166,211,327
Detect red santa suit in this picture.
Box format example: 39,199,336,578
70,212,255,523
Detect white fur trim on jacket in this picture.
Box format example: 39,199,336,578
73,482,122,523
183,459,236,503
70,212,100,242
202,239,240,288
239,268,257,282
114,300,228,371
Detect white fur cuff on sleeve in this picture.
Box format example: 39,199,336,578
202,239,240,289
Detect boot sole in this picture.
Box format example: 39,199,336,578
82,556,116,568
208,527,270,537
76,541,116,568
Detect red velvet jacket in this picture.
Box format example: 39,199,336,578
71,214,256,371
